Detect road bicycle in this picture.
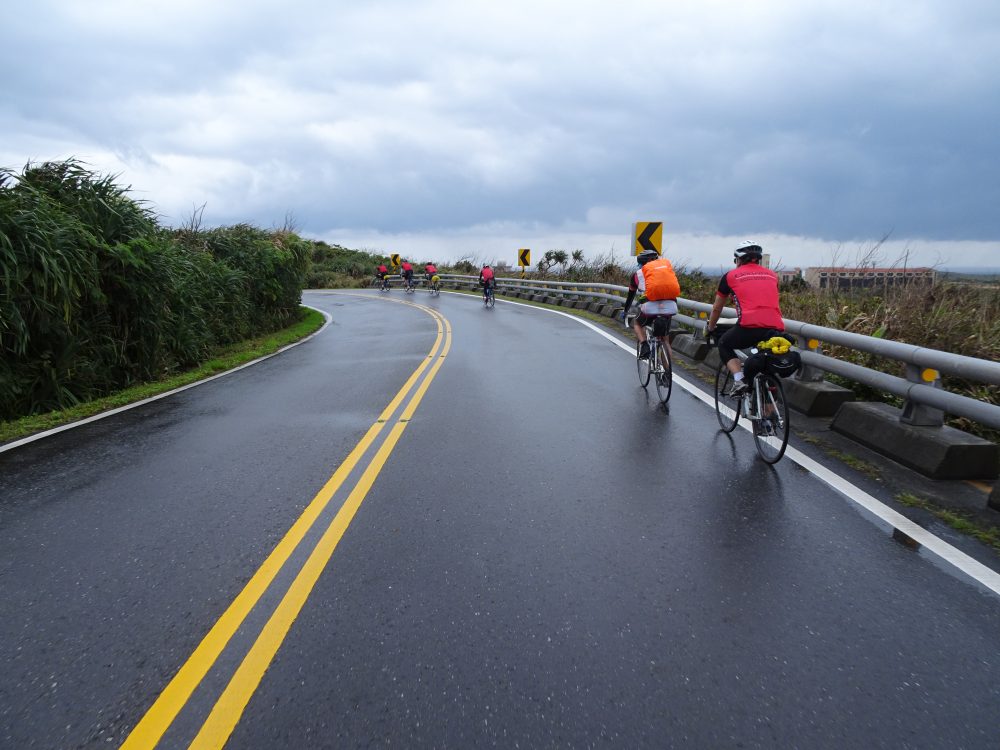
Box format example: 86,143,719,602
376,275,391,292
711,333,792,464
403,276,416,294
630,314,672,406
482,283,495,308
427,275,440,297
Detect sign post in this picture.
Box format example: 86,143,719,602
518,248,530,278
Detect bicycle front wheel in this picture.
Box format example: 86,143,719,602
636,341,651,387
714,362,740,432
753,374,790,464
654,341,673,405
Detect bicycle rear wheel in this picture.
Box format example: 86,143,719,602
654,341,672,404
714,362,740,432
486,290,495,308
636,341,651,387
753,374,790,464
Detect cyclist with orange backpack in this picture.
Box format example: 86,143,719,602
622,249,681,360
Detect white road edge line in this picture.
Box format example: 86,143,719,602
0,305,333,455
478,292,1000,597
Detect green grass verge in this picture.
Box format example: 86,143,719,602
0,306,326,445
896,492,1000,555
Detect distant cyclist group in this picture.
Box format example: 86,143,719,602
375,261,440,293
374,260,496,306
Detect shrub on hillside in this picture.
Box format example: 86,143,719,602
305,242,387,287
0,161,310,420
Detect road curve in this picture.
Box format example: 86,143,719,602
0,289,997,749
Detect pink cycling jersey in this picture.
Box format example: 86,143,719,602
717,262,783,329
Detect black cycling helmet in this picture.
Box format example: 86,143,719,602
734,240,763,261
636,249,659,266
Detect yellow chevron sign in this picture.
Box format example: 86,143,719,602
391,253,401,266
632,222,662,255
518,248,531,266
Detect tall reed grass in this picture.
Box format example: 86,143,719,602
0,160,309,420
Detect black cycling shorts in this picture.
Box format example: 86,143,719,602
637,313,672,337
718,325,783,363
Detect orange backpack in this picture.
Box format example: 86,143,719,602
641,258,681,300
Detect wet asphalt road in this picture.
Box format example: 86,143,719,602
1,289,999,749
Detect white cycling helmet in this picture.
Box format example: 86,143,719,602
734,240,763,260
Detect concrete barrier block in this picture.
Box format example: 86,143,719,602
672,333,709,361
588,302,604,313
558,298,575,307
784,379,855,417
831,401,999,480
574,300,590,309
703,348,722,372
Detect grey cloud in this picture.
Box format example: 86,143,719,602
4,0,999,247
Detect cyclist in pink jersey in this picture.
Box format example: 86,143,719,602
479,264,495,292
706,241,785,397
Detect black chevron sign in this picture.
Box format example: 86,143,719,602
518,248,531,266
634,222,663,255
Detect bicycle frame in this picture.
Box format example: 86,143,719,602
713,342,790,464
628,313,673,406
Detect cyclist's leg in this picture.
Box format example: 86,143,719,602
633,315,647,344
717,326,744,375
653,315,673,366
635,313,652,358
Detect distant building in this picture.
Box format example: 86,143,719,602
776,268,802,284
804,267,935,290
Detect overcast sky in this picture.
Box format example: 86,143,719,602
4,0,999,269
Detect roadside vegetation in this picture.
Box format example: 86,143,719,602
0,308,325,444
1,160,312,427
305,242,389,288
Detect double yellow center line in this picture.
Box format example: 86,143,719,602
122,295,451,749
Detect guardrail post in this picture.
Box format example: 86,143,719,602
900,365,945,427
796,337,827,383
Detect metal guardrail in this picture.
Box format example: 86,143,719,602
438,273,1000,432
